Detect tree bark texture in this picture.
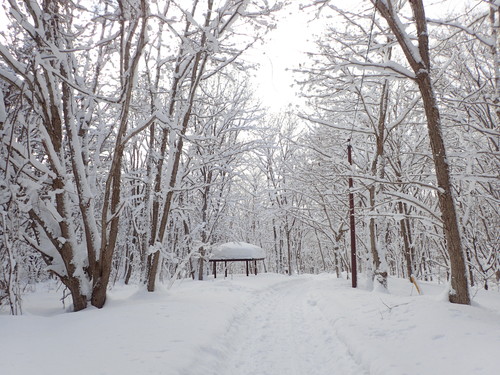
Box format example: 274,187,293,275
372,0,470,304
146,0,212,290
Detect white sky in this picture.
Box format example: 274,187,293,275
247,0,322,113
249,0,473,113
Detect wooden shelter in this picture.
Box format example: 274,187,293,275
209,242,266,278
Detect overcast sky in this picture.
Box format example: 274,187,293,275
249,0,473,113
0,0,473,114
247,0,321,113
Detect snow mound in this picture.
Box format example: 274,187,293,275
210,242,266,260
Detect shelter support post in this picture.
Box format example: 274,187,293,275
209,257,265,278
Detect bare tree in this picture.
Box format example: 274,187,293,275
370,0,470,304
0,0,149,310
144,0,282,289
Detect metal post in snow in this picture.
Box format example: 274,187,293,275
348,142,357,288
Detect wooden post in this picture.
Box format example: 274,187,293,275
348,143,357,288
224,261,228,278
213,261,217,278
246,260,249,276
254,260,257,275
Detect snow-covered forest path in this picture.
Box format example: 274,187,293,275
211,277,367,375
3,274,499,375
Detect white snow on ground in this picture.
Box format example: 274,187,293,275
1,273,499,375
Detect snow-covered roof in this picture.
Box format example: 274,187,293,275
209,242,266,260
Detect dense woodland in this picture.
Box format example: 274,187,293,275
0,0,498,314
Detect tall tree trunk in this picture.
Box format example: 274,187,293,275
146,0,212,291
372,0,470,304
395,162,415,281
398,201,414,280
197,169,212,280
92,0,148,308
416,74,470,304
368,78,390,289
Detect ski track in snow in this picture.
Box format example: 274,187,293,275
202,277,367,375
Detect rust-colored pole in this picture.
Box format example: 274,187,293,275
348,143,357,288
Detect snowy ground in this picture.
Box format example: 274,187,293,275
1,273,499,375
